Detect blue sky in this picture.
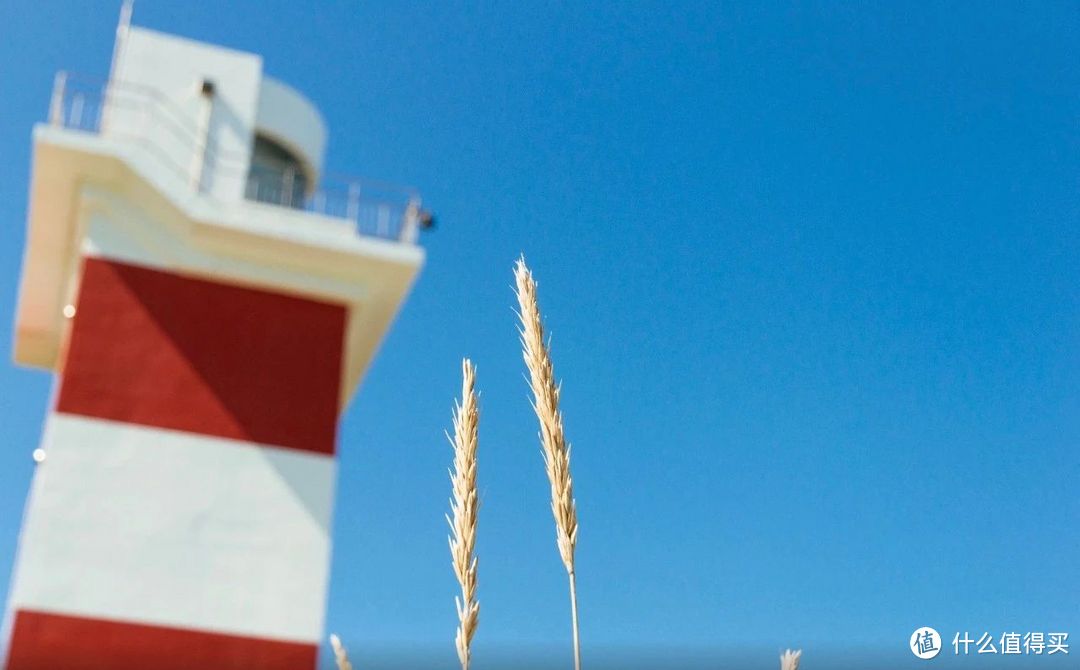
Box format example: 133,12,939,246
0,2,1077,668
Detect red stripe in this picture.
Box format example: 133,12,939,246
5,610,317,670
56,258,345,455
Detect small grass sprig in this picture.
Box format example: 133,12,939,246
329,634,353,670
448,359,480,670
513,257,582,670
780,649,802,670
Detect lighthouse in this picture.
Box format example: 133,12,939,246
4,11,425,670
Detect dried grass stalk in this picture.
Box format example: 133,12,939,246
513,257,581,670
329,634,353,670
780,649,802,670
448,359,480,670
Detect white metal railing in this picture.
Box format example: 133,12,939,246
244,167,429,242
48,71,430,244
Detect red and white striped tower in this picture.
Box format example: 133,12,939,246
4,15,426,670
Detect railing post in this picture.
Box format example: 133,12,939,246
49,71,67,126
400,198,421,244
283,167,295,208
70,94,85,129
376,205,390,238
346,182,360,223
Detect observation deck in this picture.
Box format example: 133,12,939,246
49,72,429,243
14,26,429,406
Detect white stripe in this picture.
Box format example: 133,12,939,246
8,413,335,644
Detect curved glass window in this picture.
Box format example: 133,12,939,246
245,134,309,208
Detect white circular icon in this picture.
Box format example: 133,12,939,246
911,627,942,659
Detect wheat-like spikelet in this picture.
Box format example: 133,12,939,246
779,648,802,670
513,257,582,670
448,359,480,670
329,634,353,670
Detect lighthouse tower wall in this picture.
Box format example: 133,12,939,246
3,202,343,670
1,24,421,670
